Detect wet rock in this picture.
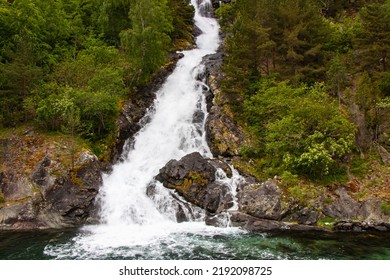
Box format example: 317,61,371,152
230,211,326,232
208,158,232,178
205,212,231,227
334,220,390,232
155,152,234,214
238,180,288,221
156,152,216,189
146,183,204,223
296,207,322,225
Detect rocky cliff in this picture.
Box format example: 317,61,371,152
0,131,101,229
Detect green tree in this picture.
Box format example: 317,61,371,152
326,54,348,105
167,0,194,48
354,0,390,72
244,81,355,178
120,0,173,84
92,0,133,45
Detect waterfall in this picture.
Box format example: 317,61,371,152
98,0,219,227
44,0,244,259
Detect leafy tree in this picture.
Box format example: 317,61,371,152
92,0,133,45
120,0,173,84
326,54,348,105
244,81,355,178
72,88,120,140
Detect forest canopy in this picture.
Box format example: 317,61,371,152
0,0,194,142
216,0,390,180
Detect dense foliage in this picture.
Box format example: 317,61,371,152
217,0,390,180
0,0,194,143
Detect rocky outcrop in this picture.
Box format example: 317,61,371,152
230,211,327,232
201,52,251,157
155,152,234,214
238,181,289,221
0,150,101,230
154,149,390,232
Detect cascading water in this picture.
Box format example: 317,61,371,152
99,0,218,227
44,0,244,259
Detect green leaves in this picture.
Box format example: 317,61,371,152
120,0,172,83
37,86,120,141
244,80,356,178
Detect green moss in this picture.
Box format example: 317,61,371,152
172,39,192,50
350,155,371,177
176,172,208,194
0,192,5,204
288,184,321,207
381,203,390,215
317,217,336,229
280,171,299,187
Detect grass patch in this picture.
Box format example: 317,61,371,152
381,203,390,215
288,184,321,207
279,171,299,187
350,154,371,177
317,217,336,229
0,192,5,204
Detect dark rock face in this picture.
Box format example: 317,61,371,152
0,151,102,230
155,152,233,214
201,44,250,158
334,220,390,232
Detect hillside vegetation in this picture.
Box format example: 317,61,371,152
0,0,194,151
216,0,390,188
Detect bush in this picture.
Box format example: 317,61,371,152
244,80,356,178
37,86,120,141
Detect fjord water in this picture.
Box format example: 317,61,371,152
1,0,390,260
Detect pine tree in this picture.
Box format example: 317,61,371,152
354,0,390,72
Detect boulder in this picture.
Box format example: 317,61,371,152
155,152,234,214
238,180,289,221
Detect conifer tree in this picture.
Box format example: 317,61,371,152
354,0,390,72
